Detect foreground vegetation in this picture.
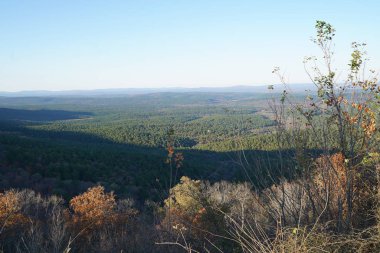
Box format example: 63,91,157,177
1,21,380,252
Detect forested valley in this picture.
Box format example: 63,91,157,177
1,21,380,253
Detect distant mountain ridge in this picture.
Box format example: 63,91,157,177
0,84,315,97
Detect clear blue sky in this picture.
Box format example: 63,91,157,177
0,0,379,91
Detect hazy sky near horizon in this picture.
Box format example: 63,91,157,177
0,0,379,91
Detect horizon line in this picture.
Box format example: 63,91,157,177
0,83,315,93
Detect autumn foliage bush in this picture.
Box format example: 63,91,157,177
0,186,141,253
0,190,28,231
70,186,117,225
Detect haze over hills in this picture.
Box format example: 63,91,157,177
0,84,315,97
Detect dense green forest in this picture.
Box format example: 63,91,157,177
0,92,286,202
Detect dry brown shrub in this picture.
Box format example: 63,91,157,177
313,153,347,221
313,152,377,228
68,185,138,252
70,185,116,225
0,190,28,231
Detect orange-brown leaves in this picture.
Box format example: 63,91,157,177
313,152,376,227
70,186,116,224
167,145,174,157
0,190,28,229
344,102,377,138
174,152,184,169
0,191,20,218
315,153,347,193
166,141,184,169
313,153,348,221
361,107,376,137
192,207,206,224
